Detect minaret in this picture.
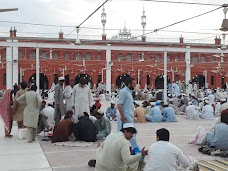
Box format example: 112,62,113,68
141,6,146,42
101,6,107,40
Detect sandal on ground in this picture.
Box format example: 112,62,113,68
5,135,13,138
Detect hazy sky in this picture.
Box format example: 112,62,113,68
0,0,227,43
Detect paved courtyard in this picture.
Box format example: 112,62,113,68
0,101,224,171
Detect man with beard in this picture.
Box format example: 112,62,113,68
64,79,75,112
117,77,141,154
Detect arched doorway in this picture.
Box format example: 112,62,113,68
29,73,49,90
75,74,92,88
192,74,205,88
155,75,171,89
116,74,131,89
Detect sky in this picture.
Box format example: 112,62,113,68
0,0,227,43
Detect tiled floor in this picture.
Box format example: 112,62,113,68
0,120,51,171
0,101,223,171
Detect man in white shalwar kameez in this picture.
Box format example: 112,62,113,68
95,123,148,171
64,79,74,112
72,78,92,121
186,102,199,120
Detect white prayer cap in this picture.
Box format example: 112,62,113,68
123,123,134,129
169,99,173,102
191,94,195,97
188,102,193,105
221,99,227,102
58,76,65,81
97,109,104,115
164,102,169,106
111,101,116,105
205,100,209,104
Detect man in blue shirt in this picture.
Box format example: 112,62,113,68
117,77,140,153
146,102,163,122
163,103,177,122
106,101,117,121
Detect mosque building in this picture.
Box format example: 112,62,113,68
0,7,227,90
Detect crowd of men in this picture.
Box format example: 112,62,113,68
0,77,228,170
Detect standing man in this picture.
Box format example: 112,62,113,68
16,85,42,143
54,77,65,125
117,77,141,153
186,81,193,96
72,78,92,122
64,79,75,112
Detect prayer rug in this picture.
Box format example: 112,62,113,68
198,159,228,170
52,141,93,147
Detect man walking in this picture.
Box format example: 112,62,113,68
54,77,65,125
117,77,140,153
72,78,92,122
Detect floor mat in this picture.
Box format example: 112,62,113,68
52,141,93,147
198,159,228,171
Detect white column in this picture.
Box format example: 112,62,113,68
172,71,174,82
185,46,191,83
6,40,13,89
36,47,40,93
106,44,111,93
12,40,18,85
164,51,167,103
137,70,140,85
50,49,52,59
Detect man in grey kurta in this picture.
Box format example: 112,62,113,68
17,85,42,143
94,109,111,140
54,77,65,125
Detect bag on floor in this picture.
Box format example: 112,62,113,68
73,116,97,142
189,127,207,145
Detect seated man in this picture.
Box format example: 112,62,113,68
144,128,190,171
206,110,228,149
41,103,55,127
186,102,200,120
105,101,117,121
95,123,148,171
51,110,73,143
200,100,214,119
145,102,163,122
94,109,111,140
134,103,146,123
142,101,150,116
162,103,177,122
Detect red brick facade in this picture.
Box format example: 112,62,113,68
0,32,227,90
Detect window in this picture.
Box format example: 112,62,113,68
2,49,6,58
97,75,102,84
147,54,151,61
126,53,132,61
192,56,198,63
19,50,24,59
175,55,179,62
156,54,162,62
53,51,59,60
29,51,36,59
211,76,214,85
211,56,215,62
3,74,6,85
85,52,93,60
147,75,150,85
97,51,102,60
40,51,48,59
76,52,82,60
175,75,179,81
64,52,69,60
201,56,206,63
54,74,58,85
167,55,171,62
117,53,123,61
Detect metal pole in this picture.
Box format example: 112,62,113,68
36,47,40,93
164,51,167,103
138,70,140,85
185,46,191,83
20,68,23,83
12,39,18,85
